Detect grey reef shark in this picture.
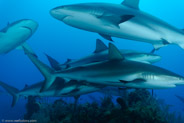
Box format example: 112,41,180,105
45,39,161,70
23,43,184,92
50,0,184,52
0,19,38,54
0,79,103,107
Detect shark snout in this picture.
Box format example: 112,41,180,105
20,19,38,34
50,7,68,21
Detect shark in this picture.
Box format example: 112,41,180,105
46,39,161,70
0,79,103,107
50,0,184,51
0,19,38,54
23,43,184,92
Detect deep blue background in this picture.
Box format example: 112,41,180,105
0,0,184,120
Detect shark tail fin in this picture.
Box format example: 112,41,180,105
0,81,19,107
44,53,61,71
22,46,57,92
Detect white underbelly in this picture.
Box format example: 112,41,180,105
0,29,30,54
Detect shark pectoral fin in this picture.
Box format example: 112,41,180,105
45,53,61,71
62,89,80,96
65,64,71,69
53,78,66,95
161,38,170,45
12,95,19,107
119,15,135,24
103,15,134,29
119,78,146,84
122,0,140,9
152,38,170,52
109,43,125,60
99,33,113,42
94,39,108,53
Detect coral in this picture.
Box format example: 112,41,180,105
24,96,40,119
25,89,184,123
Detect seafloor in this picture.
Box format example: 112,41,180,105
24,89,184,123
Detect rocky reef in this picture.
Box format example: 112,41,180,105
24,89,184,123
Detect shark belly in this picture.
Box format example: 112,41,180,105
124,82,176,89
0,28,31,54
63,14,160,44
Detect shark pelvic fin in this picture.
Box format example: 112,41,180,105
109,43,124,60
99,33,113,41
94,39,108,53
0,81,19,107
23,46,57,92
122,0,140,9
45,53,61,71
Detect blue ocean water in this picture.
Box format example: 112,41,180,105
0,0,184,121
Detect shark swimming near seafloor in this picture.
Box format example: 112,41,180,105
45,39,161,70
22,43,184,92
0,79,103,107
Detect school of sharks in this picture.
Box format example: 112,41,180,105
1,0,184,107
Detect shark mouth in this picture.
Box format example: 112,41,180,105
21,26,33,34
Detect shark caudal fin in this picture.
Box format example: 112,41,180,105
0,81,19,107
45,53,61,71
22,46,57,92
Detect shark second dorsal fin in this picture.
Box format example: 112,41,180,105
122,0,140,9
94,39,108,53
109,43,124,60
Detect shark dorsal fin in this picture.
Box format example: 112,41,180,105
122,0,140,9
45,53,61,71
109,43,124,60
94,39,108,53
65,59,72,64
